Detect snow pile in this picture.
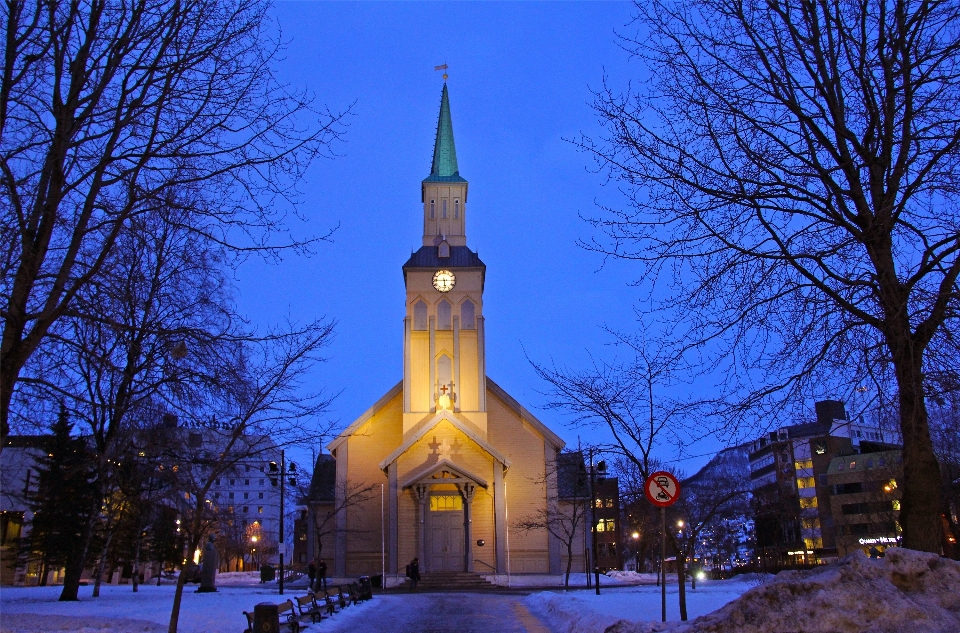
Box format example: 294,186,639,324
524,577,752,632
605,548,960,633
605,570,659,584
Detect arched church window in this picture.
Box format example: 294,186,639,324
461,300,475,329
442,199,448,219
414,300,427,330
437,354,452,392
454,199,460,219
437,299,452,330
430,200,435,219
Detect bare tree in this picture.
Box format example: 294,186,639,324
156,322,336,633
531,330,686,484
579,0,960,553
669,469,750,620
0,0,347,441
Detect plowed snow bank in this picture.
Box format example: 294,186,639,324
606,548,960,633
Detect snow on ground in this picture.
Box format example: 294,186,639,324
592,548,960,633
0,582,378,633
524,576,754,633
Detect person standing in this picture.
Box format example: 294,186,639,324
307,559,316,591
317,558,328,590
407,557,420,591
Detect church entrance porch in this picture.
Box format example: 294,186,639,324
428,494,464,571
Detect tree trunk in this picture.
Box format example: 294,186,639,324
677,549,687,621
132,526,143,593
59,515,96,601
92,531,115,598
564,541,573,587
892,344,944,553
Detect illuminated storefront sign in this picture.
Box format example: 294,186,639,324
858,536,897,545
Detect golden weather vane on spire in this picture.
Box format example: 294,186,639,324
434,63,449,81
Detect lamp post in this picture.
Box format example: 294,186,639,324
588,453,607,596
266,450,297,595
631,531,640,572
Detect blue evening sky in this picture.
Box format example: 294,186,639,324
235,1,724,474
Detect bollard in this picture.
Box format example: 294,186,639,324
253,602,280,633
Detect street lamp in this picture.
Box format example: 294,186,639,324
631,532,640,572
264,450,297,595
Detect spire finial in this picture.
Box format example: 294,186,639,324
434,63,449,82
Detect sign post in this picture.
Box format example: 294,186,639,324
645,471,681,623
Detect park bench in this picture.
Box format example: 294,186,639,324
335,585,351,608
295,594,323,624
277,599,300,632
242,599,302,633
311,589,339,616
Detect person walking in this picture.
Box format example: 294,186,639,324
307,559,316,591
317,558,328,590
406,557,420,591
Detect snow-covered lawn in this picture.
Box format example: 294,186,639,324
524,576,754,633
0,582,378,633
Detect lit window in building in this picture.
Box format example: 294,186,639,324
797,477,816,489
605,498,614,508
258,507,264,513
799,496,818,509
795,459,813,470
892,500,900,511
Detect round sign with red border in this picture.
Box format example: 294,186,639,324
644,471,681,507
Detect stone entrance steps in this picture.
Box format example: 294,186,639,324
416,571,497,591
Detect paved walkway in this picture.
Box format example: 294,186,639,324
320,592,551,633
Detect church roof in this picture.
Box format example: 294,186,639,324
423,84,466,184
402,245,485,269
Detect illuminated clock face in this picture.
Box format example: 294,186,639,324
433,269,456,292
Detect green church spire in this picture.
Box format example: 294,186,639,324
425,84,466,182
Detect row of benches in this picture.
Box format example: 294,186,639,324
243,583,370,633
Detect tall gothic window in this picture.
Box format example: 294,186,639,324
414,300,428,330
461,300,475,329
437,354,452,392
437,299,452,330
430,199,435,219
454,199,460,219
442,199,448,219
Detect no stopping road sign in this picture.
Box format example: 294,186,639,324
644,471,681,507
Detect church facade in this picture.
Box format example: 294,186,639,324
326,85,566,578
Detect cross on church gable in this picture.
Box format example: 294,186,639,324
440,384,449,395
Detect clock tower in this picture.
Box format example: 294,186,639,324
402,84,487,435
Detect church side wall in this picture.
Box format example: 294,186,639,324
343,392,403,576
487,391,553,573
